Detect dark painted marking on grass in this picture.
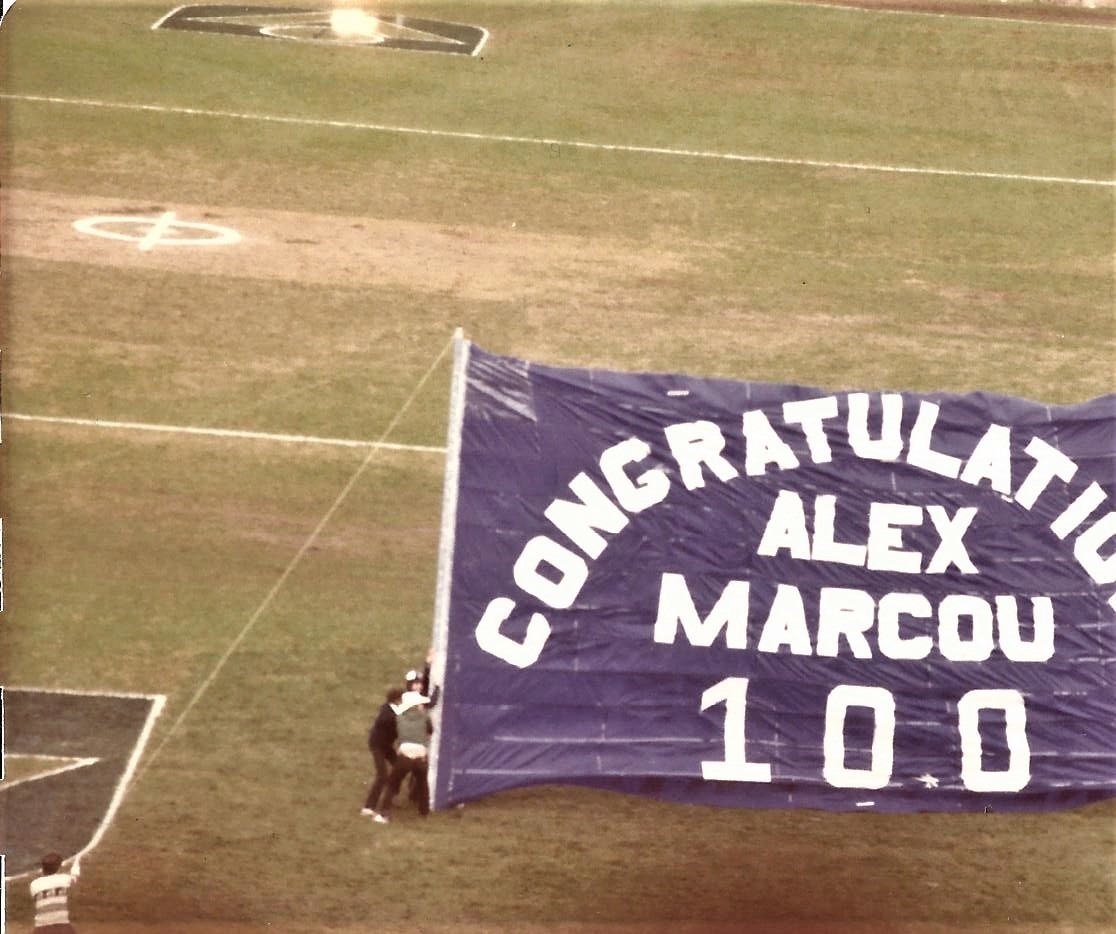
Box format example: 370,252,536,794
0,689,164,878
154,5,488,55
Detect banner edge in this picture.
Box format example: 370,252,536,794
428,328,470,810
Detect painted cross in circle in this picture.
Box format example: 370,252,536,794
73,212,242,251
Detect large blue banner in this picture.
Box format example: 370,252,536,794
428,340,1116,813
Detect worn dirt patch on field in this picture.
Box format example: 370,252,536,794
2,189,688,302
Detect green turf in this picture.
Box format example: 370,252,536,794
1,0,1114,929
4,3,1113,177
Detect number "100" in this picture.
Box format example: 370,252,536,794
702,677,1030,792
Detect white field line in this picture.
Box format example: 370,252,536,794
4,685,171,699
0,755,100,790
2,92,1112,188
1,688,167,881
133,335,456,785
4,412,447,454
789,0,1116,31
137,210,177,252
82,693,166,863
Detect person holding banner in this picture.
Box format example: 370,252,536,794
404,648,439,708
403,665,434,806
361,686,403,819
404,667,428,696
372,689,433,823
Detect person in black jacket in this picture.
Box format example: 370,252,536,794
372,690,433,823
361,686,404,818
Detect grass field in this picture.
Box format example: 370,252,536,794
1,0,1114,930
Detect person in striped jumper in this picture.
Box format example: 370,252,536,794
30,852,80,932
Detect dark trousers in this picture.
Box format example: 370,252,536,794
378,753,428,816
363,747,395,811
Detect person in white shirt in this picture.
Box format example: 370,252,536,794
29,851,80,932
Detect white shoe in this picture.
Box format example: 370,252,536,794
360,808,375,817
372,813,390,824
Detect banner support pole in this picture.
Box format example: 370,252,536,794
427,328,470,810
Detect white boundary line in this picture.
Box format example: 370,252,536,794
133,335,456,783
0,755,101,790
1,685,167,699
84,692,167,862
790,0,1116,31
4,412,447,454
1,688,167,881
1,92,1111,188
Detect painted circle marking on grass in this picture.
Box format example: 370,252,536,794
73,212,242,251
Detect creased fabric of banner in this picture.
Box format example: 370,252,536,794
428,338,1116,814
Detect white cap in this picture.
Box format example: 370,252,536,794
395,690,431,714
